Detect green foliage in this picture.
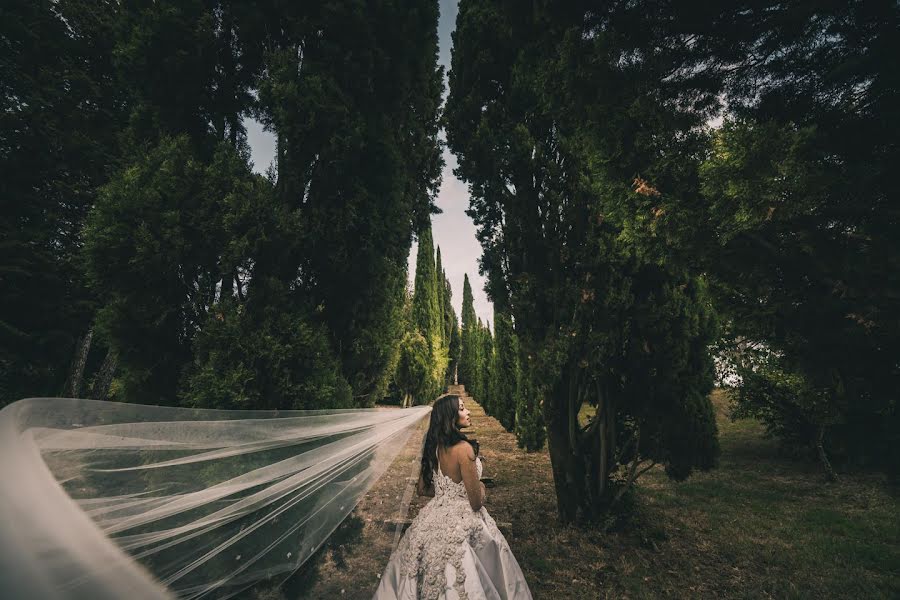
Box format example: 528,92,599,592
394,331,432,408
447,316,461,385
435,249,460,387
181,300,352,410
447,1,722,520
685,4,900,472
0,0,444,411
84,136,250,404
478,321,494,412
412,224,447,398
627,275,722,480
254,1,444,405
491,310,518,431
0,0,122,402
434,246,447,342
700,117,900,469
458,274,480,395
515,362,545,452
443,273,461,385
468,317,484,402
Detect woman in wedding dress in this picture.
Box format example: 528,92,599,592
373,394,533,599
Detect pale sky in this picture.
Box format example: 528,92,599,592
245,0,493,329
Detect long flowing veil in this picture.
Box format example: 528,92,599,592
0,397,431,599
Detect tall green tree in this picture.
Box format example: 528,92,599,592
491,309,518,431
689,4,900,475
550,1,900,476
412,224,447,399
79,0,444,411
467,317,484,403
85,136,260,405
435,246,448,347
458,274,479,395
256,2,444,405
515,360,545,452
478,320,494,412
1,0,123,402
393,285,432,408
82,0,266,405
444,274,461,385
447,1,720,521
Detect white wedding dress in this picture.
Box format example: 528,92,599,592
373,453,533,599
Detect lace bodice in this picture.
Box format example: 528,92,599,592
434,453,483,501
393,450,497,599
376,444,532,600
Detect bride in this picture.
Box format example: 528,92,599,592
0,393,530,598
373,394,533,599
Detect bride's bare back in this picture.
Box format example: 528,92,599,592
437,441,484,511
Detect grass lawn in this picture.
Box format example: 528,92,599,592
274,387,899,599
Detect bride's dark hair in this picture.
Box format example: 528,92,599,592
421,394,477,490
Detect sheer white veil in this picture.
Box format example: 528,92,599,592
0,397,431,599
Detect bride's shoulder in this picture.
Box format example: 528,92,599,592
448,440,477,459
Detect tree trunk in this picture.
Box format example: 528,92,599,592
221,272,233,302
90,351,118,400
546,407,581,522
546,370,623,523
544,370,590,523
585,408,604,520
68,328,93,398
816,425,838,482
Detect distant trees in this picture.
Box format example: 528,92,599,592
454,276,543,450
394,284,432,409
404,224,452,405
457,275,479,396
491,309,518,431
438,250,461,386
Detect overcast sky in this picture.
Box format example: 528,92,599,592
244,0,493,330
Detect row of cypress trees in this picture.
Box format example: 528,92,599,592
456,275,545,451
393,224,460,407
1,1,444,410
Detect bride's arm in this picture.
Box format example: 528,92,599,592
458,443,485,511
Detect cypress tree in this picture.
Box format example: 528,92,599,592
515,360,545,452
458,274,479,395
448,1,720,521
1,0,122,403
259,1,443,405
448,320,461,385
479,321,494,412
413,225,438,346
442,272,460,386
468,317,485,403
412,224,447,399
79,0,444,411
492,309,518,431
435,247,447,348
